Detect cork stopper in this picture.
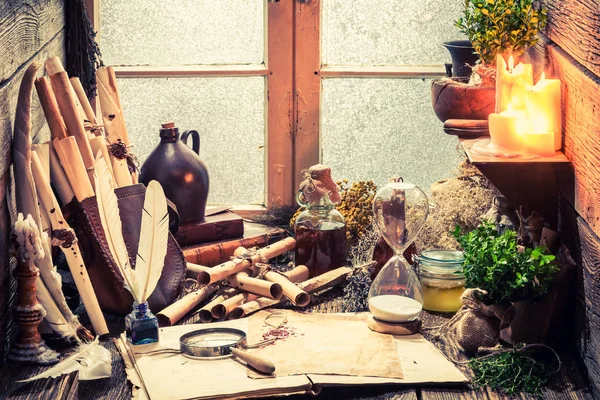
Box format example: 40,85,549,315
298,164,342,204
160,122,178,139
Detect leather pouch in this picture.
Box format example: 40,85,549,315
65,184,186,316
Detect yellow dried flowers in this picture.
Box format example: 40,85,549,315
290,179,377,245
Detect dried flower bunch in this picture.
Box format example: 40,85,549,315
335,180,377,243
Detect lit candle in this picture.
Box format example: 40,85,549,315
488,104,527,152
522,112,555,157
495,55,533,113
525,72,562,150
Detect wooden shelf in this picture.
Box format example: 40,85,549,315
459,138,572,227
461,138,570,164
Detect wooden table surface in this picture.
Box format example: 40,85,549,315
0,310,593,400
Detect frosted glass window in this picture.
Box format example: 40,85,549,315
321,78,462,191
101,0,264,66
118,77,265,205
322,0,465,66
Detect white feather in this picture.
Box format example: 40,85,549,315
17,337,112,383
134,180,169,303
94,155,138,300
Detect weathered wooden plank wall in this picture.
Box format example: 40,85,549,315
535,0,600,395
0,0,65,364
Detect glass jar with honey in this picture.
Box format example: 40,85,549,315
415,249,465,313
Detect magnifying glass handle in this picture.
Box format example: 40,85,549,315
231,348,276,375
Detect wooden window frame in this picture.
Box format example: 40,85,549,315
89,0,446,210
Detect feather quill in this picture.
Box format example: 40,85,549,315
17,337,112,383
135,180,169,302
93,155,138,299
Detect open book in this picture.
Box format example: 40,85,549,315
117,312,467,400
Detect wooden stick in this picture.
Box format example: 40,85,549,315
111,154,133,188
49,144,75,204
213,293,246,320
52,137,95,201
227,271,283,300
35,77,67,140
196,237,296,285
156,284,217,327
197,288,237,323
70,77,97,124
89,136,115,179
46,58,95,186
263,268,310,307
186,262,210,278
96,67,131,146
31,151,109,335
229,267,352,319
282,265,311,282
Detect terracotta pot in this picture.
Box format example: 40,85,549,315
431,78,495,122
443,40,478,78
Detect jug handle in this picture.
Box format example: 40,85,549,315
181,129,200,155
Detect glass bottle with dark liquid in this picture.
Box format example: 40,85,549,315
294,194,347,278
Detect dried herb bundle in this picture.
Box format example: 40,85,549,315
416,159,498,251
469,345,560,397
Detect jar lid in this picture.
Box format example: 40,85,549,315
417,249,464,279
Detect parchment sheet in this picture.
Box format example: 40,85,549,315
117,311,467,400
248,311,404,379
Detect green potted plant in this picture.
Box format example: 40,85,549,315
432,0,547,122
453,221,561,344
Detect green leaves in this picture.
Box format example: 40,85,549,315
455,0,547,65
453,221,558,304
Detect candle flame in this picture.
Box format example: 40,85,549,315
508,56,515,71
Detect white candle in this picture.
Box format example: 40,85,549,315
495,55,533,113
488,105,526,152
526,72,562,150
368,295,422,323
523,131,555,157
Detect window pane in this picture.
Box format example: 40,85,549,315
322,0,464,66
321,78,462,191
101,0,264,66
118,77,265,205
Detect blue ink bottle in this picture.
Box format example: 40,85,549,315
125,302,159,345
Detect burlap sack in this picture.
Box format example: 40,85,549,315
454,289,514,354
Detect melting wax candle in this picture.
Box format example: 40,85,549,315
368,295,422,323
526,72,562,150
488,104,527,152
495,55,533,113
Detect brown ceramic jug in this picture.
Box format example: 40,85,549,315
139,122,209,225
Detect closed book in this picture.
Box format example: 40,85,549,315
175,210,244,246
182,223,287,266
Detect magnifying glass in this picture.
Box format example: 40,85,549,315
140,328,276,375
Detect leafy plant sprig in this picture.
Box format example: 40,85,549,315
455,0,547,65
469,345,557,397
453,221,558,304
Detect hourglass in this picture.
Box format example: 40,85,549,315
367,180,428,334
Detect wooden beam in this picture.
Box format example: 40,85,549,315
577,217,600,397
0,0,65,84
113,65,268,78
85,0,100,35
540,0,600,80
266,0,294,207
321,65,446,78
294,0,321,190
529,39,600,237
